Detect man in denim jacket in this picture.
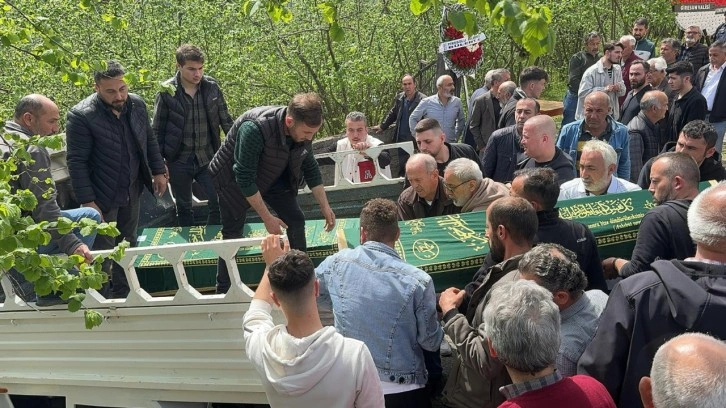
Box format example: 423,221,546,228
316,198,443,407
557,92,630,179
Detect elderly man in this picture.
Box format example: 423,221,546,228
373,74,426,177
2,94,101,304
619,35,642,106
486,280,616,408
499,66,549,128
66,60,167,298
512,168,606,292
468,69,511,154
443,158,508,213
438,197,537,408
665,61,708,144
633,17,656,60
316,199,443,406
659,38,681,66
639,333,726,408
482,98,539,183
603,152,699,279
628,90,669,182
647,57,675,107
563,32,601,126
696,40,726,153
244,236,383,406
639,121,726,188
579,181,726,407
559,140,640,200
519,115,575,185
558,91,631,179
576,41,625,121
468,68,510,115
397,153,459,220
620,60,652,126
680,25,709,73
518,243,608,376
414,118,483,177
409,75,465,143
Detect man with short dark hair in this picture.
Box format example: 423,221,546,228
680,25,709,73
620,60,652,126
487,280,616,408
373,74,426,177
633,17,656,60
316,198,443,406
66,60,168,298
152,44,234,226
518,115,576,185
579,181,726,407
628,90,669,182
604,152,699,279
660,38,681,66
563,32,601,126
438,197,538,408
695,40,726,153
469,69,511,154
499,66,549,128
665,61,708,144
244,236,384,407
558,91,631,179
576,41,626,121
482,98,539,183
209,92,336,294
512,167,606,292
409,75,465,143
518,243,608,377
443,158,508,213
414,118,483,176
638,120,726,188
397,153,460,220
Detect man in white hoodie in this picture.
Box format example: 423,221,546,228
243,235,384,407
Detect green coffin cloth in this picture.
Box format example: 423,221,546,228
135,182,716,293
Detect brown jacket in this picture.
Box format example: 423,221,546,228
396,177,460,221
460,178,509,213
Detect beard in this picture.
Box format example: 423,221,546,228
654,185,674,206
488,233,505,262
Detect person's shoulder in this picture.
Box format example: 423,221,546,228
559,177,581,190
559,121,581,136
615,177,641,191
491,125,517,139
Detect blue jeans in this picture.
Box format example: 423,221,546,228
562,90,578,127
168,156,220,226
37,208,101,254
708,119,726,154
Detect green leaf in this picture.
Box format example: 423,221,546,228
79,0,92,10
523,14,549,41
329,21,344,41
68,297,82,313
85,310,104,329
410,0,432,15
448,10,466,31
317,2,336,24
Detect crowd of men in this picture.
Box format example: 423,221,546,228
3,27,726,407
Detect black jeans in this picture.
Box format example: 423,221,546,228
215,185,307,293
384,387,432,408
168,155,220,226
93,183,141,298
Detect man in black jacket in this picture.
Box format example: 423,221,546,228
66,60,168,298
578,181,726,407
511,167,606,292
482,98,539,183
372,74,426,177
414,118,483,177
638,120,726,188
664,61,707,144
209,93,335,294
603,152,699,279
152,44,234,226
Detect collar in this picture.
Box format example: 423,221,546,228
3,120,32,137
579,116,614,141
500,371,563,400
536,208,560,226
493,254,525,274
361,241,401,260
683,257,726,267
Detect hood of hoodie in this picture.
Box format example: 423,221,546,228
259,325,344,396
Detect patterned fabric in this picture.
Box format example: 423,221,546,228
177,90,213,166
499,371,563,400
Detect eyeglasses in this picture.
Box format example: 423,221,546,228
444,180,470,192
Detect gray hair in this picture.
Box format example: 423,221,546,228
445,158,483,183
498,81,517,99
518,243,588,294
436,75,451,88
345,111,367,125
648,57,668,72
688,181,726,248
620,35,636,46
640,90,667,111
13,94,46,121
484,68,510,87
483,280,560,374
687,25,702,34
661,38,682,50
407,153,437,174
582,139,617,169
651,332,726,408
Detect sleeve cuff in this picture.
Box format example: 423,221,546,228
442,309,461,324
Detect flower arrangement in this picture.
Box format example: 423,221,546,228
439,6,484,77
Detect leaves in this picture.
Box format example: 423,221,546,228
410,0,434,15
85,310,104,329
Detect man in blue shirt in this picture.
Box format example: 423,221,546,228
409,75,465,143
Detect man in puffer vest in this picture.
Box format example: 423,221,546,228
209,92,336,294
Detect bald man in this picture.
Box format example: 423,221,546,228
558,91,631,179
397,153,459,220
640,333,726,408
578,182,726,406
1,94,101,304
518,115,575,186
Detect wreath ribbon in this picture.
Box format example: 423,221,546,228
438,33,487,53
